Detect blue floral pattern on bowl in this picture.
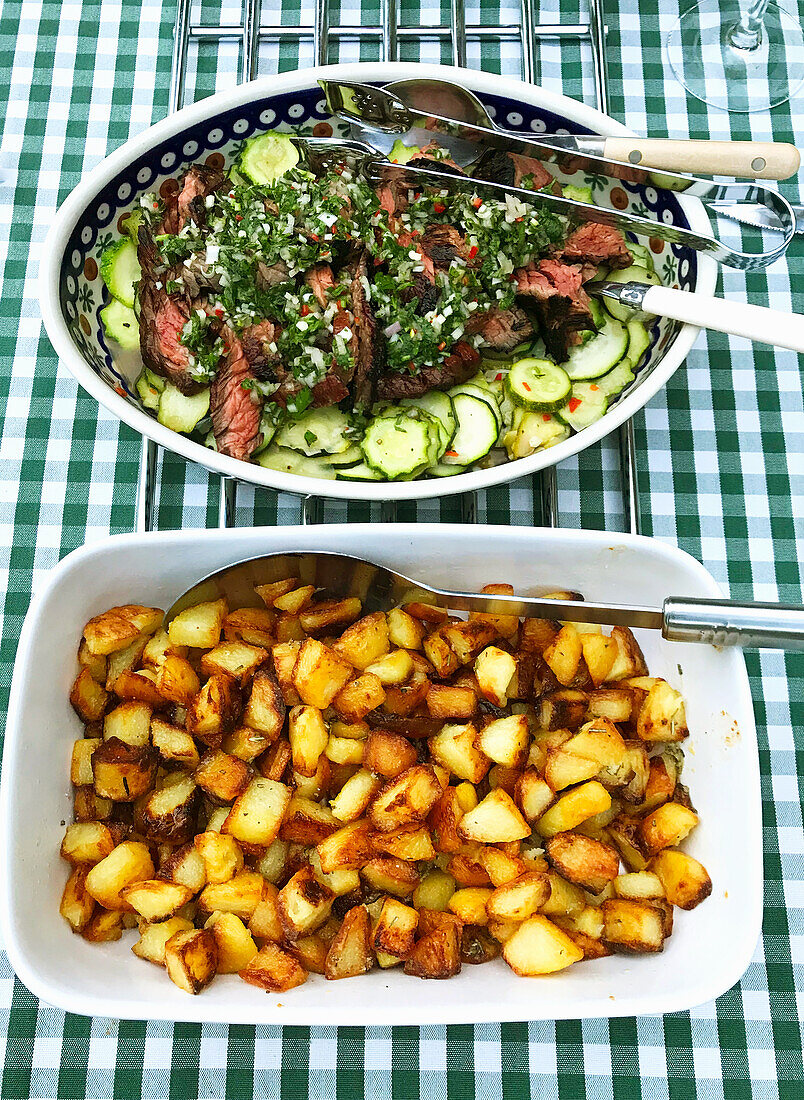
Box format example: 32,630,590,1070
59,84,696,412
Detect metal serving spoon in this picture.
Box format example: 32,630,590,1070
381,77,801,181
164,552,804,651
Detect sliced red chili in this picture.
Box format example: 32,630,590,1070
542,413,552,422
471,196,482,209
468,245,479,259
522,381,532,392
568,397,582,413
433,201,446,214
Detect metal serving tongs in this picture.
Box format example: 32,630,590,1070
165,552,804,652
318,79,798,272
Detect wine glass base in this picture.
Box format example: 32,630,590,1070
665,0,804,112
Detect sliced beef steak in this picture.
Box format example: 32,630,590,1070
466,306,534,352
176,164,226,230
559,222,632,269
514,258,594,362
376,342,479,401
241,319,282,380
420,224,475,269
349,251,384,409
210,329,262,461
305,263,336,309
473,149,554,193
256,260,290,290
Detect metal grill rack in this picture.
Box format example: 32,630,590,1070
136,0,642,535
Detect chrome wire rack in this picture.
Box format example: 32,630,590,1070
136,0,642,535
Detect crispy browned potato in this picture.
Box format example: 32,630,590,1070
324,905,374,979
92,738,158,802
650,849,712,909
544,832,620,894
70,668,109,722
154,656,200,706
60,867,96,932
135,775,198,844
277,866,334,941
601,899,666,953
165,928,218,993
186,673,242,748
240,942,308,991
404,924,461,979
85,841,155,910
368,765,443,833
363,730,418,779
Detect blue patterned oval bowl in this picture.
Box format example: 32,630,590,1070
40,62,717,501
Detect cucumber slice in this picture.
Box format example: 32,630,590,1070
389,139,422,164
275,406,353,455
600,264,661,322
503,410,570,460
337,462,386,481
562,184,594,205
322,444,364,468
556,382,609,431
442,393,499,466
136,370,162,411
625,242,655,273
427,462,468,477
120,209,144,245
400,391,456,456
157,383,210,434
450,381,502,429
257,446,338,479
361,410,438,479
562,315,629,381
595,360,635,399
479,340,535,363
100,299,139,350
239,131,299,184
505,358,572,411
624,318,651,369
100,238,141,308
588,296,605,329
252,409,282,456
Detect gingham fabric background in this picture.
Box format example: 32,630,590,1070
1,0,803,1094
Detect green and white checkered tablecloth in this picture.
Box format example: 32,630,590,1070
1,0,803,1094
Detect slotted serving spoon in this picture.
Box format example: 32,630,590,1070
165,552,804,651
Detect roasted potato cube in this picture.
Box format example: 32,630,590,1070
241,667,285,739
288,934,328,975
306,849,359,897
105,636,149,692
277,866,334,941
636,680,689,743
519,617,559,655
254,578,299,607
542,625,583,686
280,795,338,844
332,612,389,670
502,914,584,975
638,754,677,813
458,789,530,844
271,641,301,704
537,781,612,839
441,620,499,665
534,872,585,920
222,777,291,849
150,717,200,769
544,749,599,792
164,928,217,994
60,867,96,932
102,702,153,749
247,882,284,941
256,738,292,782
78,638,108,683
60,821,117,866
539,689,589,731
428,723,489,784
467,583,520,640
132,916,194,965
73,785,114,823
83,605,159,656
329,769,381,823
334,673,386,722
368,765,443,834
299,597,362,635
601,898,665,953
197,871,264,921
223,607,276,647
70,668,109,722
160,842,207,893
513,771,554,825
167,598,227,650
82,908,125,943
142,628,187,668
372,896,419,960
324,734,364,766
422,628,460,678
588,688,633,724
364,649,413,686
639,802,699,856
428,787,467,854
579,633,617,687
606,814,649,872
363,730,418,779
92,738,158,802
240,942,308,991
474,646,517,707
478,846,528,888
404,924,461,979
650,849,712,910
475,714,528,768
321,905,373,979
292,638,353,709
597,741,649,804
135,774,198,844
381,671,431,717
486,872,550,923
361,856,419,897
85,840,155,910
371,826,435,862
411,872,455,914
287,705,328,777
71,738,102,787
221,725,271,764
614,871,665,900
426,684,477,720
605,626,648,681
200,641,267,687
154,656,201,706
387,608,425,651
204,911,258,974
544,832,620,894
193,831,243,884
273,584,315,614
120,879,193,922
110,668,165,708
193,750,252,803
316,819,375,872
251,839,286,886
186,673,242,748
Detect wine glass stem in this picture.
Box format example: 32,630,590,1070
727,0,771,50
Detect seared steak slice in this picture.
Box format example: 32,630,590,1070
559,223,632,269
241,319,282,380
176,164,226,230
211,329,262,461
312,371,349,407
376,342,479,400
401,273,440,317
407,139,466,176
420,224,475,269
349,251,383,409
466,306,534,351
256,260,290,290
473,149,554,192
514,258,594,362
305,263,336,309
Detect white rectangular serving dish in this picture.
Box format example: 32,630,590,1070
0,524,762,1025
